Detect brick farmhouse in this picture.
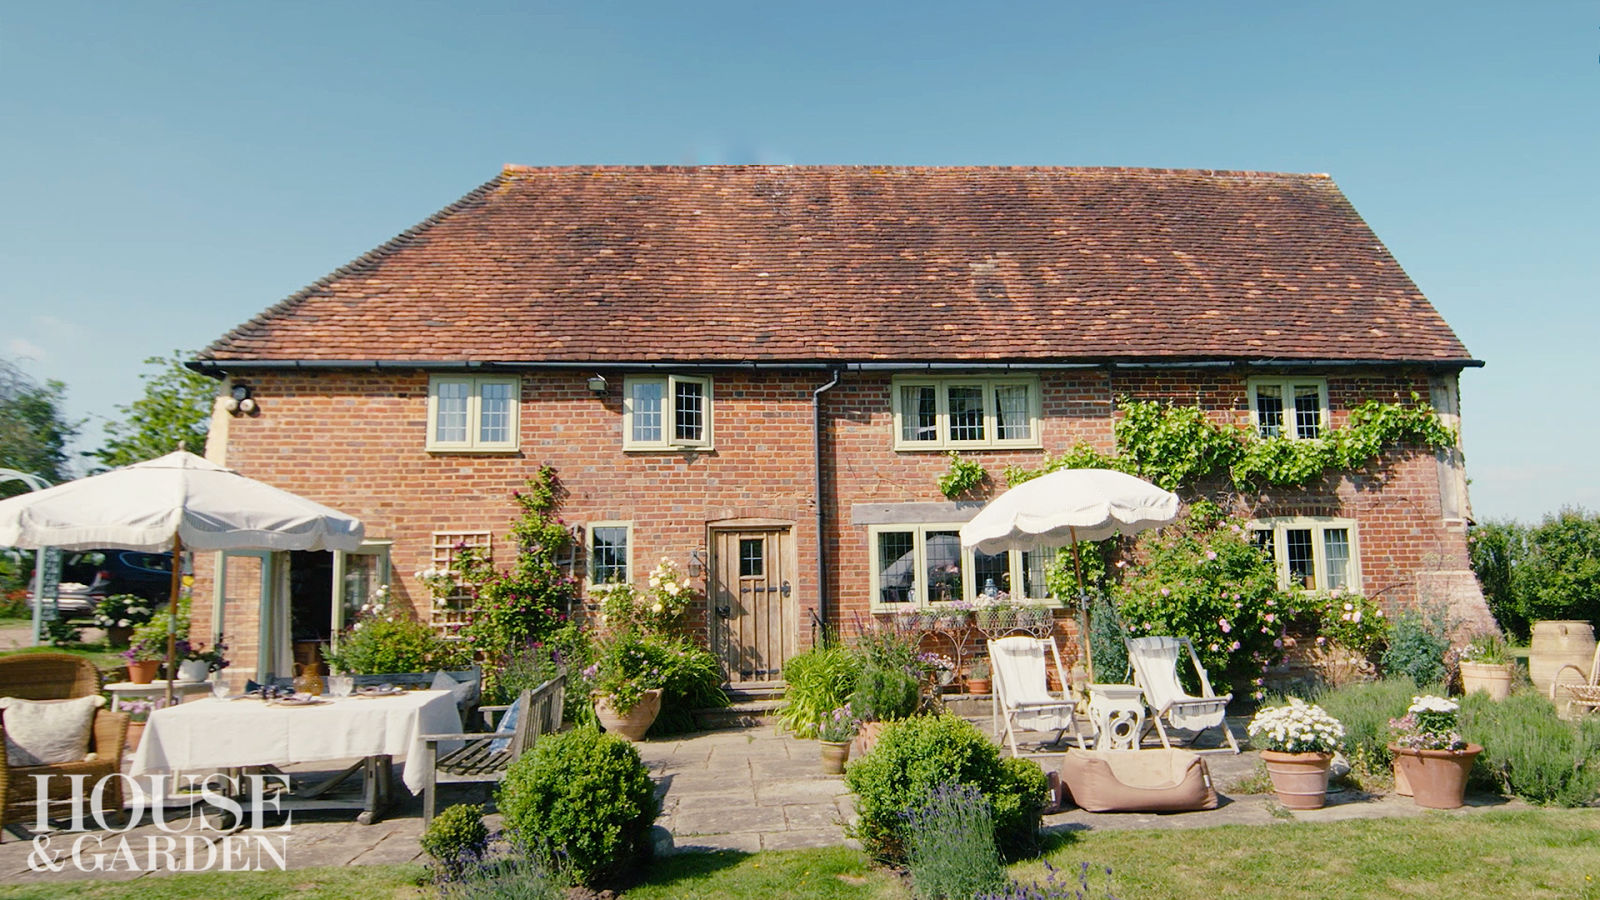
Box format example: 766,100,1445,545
189,165,1489,685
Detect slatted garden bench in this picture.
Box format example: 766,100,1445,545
419,673,565,824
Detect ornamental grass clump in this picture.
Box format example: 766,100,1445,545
902,782,1007,900
778,643,864,738
1313,675,1418,779
1390,695,1467,751
1246,698,1345,754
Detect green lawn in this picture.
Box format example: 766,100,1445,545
1,811,1595,899
0,641,126,669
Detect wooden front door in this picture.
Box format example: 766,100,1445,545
710,527,796,685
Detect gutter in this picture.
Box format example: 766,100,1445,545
188,356,1485,376
811,369,841,634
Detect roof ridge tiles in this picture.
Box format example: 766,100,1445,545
498,163,1330,180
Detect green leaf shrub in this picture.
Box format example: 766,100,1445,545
1468,509,1600,641
1115,506,1288,693
779,644,864,738
498,726,659,887
1311,676,1419,777
844,713,1048,863
420,803,489,879
1379,611,1449,686
1460,691,1600,807
937,451,989,499
848,665,919,722
1293,590,1389,657
903,783,1007,900
644,634,729,736
322,614,469,675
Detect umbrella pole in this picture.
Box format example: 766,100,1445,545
1069,527,1093,684
165,534,183,707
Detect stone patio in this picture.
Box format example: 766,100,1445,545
0,717,1525,885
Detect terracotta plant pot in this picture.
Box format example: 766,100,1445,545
820,739,851,774
1459,662,1514,701
593,688,662,741
127,659,161,684
966,678,991,694
1260,749,1333,810
1389,743,1481,809
126,721,145,753
1392,758,1412,796
853,720,887,758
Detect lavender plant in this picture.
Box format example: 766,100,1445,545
902,783,1006,899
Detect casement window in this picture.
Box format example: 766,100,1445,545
588,522,632,586
623,375,713,450
891,376,1042,450
869,523,1057,610
428,531,491,635
1250,517,1360,593
427,375,520,451
1248,378,1328,440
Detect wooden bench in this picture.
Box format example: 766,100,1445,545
419,673,565,824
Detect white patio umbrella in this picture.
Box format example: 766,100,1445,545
0,451,364,701
960,468,1179,680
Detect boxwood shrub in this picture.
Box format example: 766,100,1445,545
498,726,659,886
844,713,1048,863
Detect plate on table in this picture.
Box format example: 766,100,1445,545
267,695,325,707
355,685,406,698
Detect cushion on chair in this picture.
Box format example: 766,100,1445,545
1059,748,1217,813
0,695,105,766
431,670,475,725
486,695,522,754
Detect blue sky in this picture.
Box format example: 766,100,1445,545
1,1,1594,522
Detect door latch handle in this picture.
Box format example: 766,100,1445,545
780,582,791,598
715,605,731,619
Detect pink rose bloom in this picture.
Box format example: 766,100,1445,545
1264,613,1275,623
1230,641,1240,651
1218,618,1231,633
1315,636,1326,645
1160,588,1170,597
1206,550,1217,560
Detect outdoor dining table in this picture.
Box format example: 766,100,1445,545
129,688,462,824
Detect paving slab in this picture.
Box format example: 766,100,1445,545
672,801,788,836
755,777,850,805
781,803,848,830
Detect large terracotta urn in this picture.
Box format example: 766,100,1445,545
593,688,662,741
1389,744,1482,809
1260,750,1333,810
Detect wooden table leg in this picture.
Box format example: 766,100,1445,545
355,755,395,825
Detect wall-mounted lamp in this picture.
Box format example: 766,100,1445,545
223,383,257,416
586,374,608,396
688,548,707,579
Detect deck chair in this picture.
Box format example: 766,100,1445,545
988,636,1084,757
420,673,565,824
1124,636,1240,754
1550,643,1600,719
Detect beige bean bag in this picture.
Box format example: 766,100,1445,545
1059,748,1218,813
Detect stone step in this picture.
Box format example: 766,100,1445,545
694,698,784,730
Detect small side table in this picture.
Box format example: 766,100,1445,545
1087,683,1147,750
104,680,214,712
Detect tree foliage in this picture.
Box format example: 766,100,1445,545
95,350,215,468
1470,509,1600,640
0,358,77,494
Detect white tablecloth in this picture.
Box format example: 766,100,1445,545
129,689,462,793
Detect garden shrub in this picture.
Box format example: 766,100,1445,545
1086,594,1129,683
849,665,919,722
1459,691,1600,807
437,853,563,900
488,644,564,706
644,635,729,736
498,725,659,886
1115,504,1288,691
1312,676,1419,778
321,614,470,675
844,713,1048,863
1469,509,1600,640
1379,611,1449,687
903,783,1007,900
420,803,489,879
778,644,863,737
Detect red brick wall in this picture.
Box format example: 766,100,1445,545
196,365,1481,678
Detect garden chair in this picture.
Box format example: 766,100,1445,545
1549,642,1600,719
1124,636,1240,754
419,673,565,824
1,653,129,841
988,636,1084,757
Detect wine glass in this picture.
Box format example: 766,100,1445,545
328,676,353,698
211,678,229,700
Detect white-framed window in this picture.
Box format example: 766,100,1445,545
429,531,491,635
868,523,1057,610
426,375,520,451
1248,377,1328,440
891,376,1042,450
588,521,632,586
1249,517,1361,593
623,375,713,450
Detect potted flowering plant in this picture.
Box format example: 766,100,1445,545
1388,695,1481,809
966,658,992,694
817,707,858,774
174,639,229,683
585,630,665,741
917,652,957,686
94,594,155,647
1457,634,1515,700
1247,697,1345,809
121,635,167,683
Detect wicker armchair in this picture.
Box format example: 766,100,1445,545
1,652,129,841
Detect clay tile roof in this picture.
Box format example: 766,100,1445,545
201,165,1475,367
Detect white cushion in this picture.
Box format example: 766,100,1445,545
0,695,104,766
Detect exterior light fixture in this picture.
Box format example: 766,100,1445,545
586,374,608,396
225,383,256,415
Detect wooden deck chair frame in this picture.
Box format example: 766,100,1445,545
1125,636,1240,755
420,673,565,824
1550,643,1600,719
987,635,1084,757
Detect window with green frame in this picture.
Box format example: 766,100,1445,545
890,375,1042,450
1249,517,1360,592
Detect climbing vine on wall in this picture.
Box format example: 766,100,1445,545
1002,394,1457,493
